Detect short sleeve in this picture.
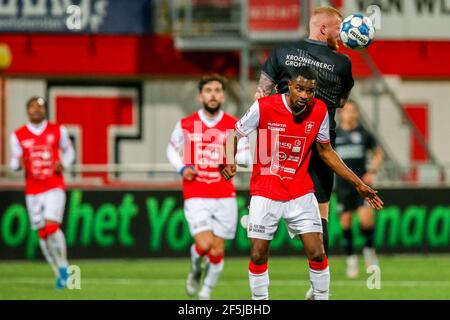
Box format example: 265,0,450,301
342,57,354,95
316,112,330,143
235,101,260,137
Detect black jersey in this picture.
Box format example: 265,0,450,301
335,124,376,185
262,38,354,131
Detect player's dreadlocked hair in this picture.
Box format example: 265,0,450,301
290,66,319,82
198,74,227,92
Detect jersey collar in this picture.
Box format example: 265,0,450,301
198,109,224,128
26,120,48,136
305,38,328,47
281,94,292,114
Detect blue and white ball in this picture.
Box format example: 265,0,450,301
339,13,375,50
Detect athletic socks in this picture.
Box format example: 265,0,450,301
249,261,269,300
39,239,58,276
308,256,330,300
199,254,224,299
38,224,68,272
361,227,375,248
342,228,354,256
190,244,206,274
46,229,68,269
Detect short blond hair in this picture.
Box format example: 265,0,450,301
312,6,343,20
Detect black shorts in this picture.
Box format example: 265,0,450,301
336,189,366,213
308,130,336,203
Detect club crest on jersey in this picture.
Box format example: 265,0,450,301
305,122,315,134
46,134,55,144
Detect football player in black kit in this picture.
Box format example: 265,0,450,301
335,100,383,278
254,6,354,299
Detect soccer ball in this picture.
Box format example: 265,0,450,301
339,13,375,50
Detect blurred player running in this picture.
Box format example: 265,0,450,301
167,74,250,300
335,100,384,278
222,67,383,300
9,97,75,289
254,6,354,299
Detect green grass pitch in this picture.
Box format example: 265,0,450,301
1,254,449,300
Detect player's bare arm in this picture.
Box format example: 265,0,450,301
221,130,239,180
315,142,384,210
254,72,276,100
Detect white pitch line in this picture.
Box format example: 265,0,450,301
1,278,450,288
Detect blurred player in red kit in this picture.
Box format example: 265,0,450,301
167,75,250,299
10,97,75,289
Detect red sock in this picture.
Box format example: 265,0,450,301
308,256,329,271
44,223,59,236
249,260,268,274
38,228,47,239
208,254,224,264
194,245,207,257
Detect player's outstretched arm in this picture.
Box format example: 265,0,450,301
316,142,384,209
254,72,275,100
221,130,240,180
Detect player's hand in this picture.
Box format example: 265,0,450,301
54,161,63,174
182,167,197,181
362,172,375,185
355,182,384,210
221,164,237,180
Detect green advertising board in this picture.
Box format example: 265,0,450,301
0,189,449,259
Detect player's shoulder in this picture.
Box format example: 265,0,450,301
47,122,65,133
259,93,282,104
47,121,61,128
181,111,200,123
271,41,302,55
222,112,239,123
358,124,373,137
14,124,28,134
313,98,328,112
333,50,352,66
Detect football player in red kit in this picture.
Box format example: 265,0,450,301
167,75,250,299
222,67,383,300
10,97,75,289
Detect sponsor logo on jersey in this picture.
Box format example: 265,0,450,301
21,139,34,148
